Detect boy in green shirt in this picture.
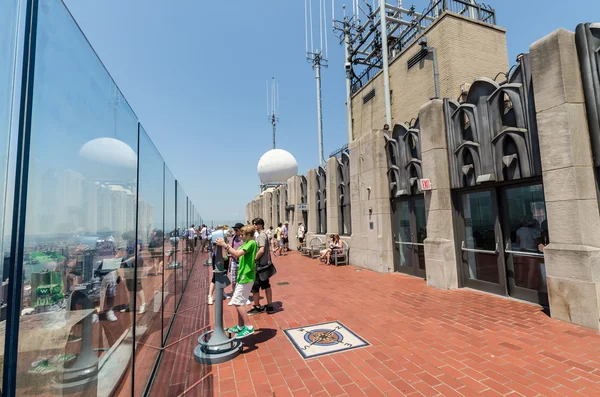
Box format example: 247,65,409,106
216,225,257,338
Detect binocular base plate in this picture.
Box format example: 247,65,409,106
193,340,242,364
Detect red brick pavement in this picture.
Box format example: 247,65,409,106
157,251,600,397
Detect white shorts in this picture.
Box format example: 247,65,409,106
231,282,253,306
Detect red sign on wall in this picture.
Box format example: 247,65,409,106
419,178,432,191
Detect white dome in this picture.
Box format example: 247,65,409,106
79,137,137,169
257,149,298,184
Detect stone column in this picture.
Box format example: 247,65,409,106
419,99,458,290
531,29,600,330
287,176,302,250
261,192,271,227
253,198,258,220
269,190,277,228
279,185,287,224
326,156,340,235
347,130,393,272
306,169,318,238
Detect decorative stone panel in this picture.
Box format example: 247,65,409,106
384,119,423,197
337,152,352,235
444,54,541,188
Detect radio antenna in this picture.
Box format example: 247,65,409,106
304,0,329,167
267,78,280,149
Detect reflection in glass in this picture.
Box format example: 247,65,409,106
133,127,165,395
17,0,138,394
162,167,176,343
462,191,499,283
414,197,427,271
176,184,186,306
396,200,411,268
504,184,548,292
0,0,20,388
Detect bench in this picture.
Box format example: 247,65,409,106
330,240,350,266
304,237,324,259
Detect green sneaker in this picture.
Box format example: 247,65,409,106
235,326,255,339
28,359,57,374
227,325,242,334
50,354,77,365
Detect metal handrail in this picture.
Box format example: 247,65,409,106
395,241,425,246
505,242,544,258
461,240,498,254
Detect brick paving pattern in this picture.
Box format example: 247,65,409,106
153,251,600,397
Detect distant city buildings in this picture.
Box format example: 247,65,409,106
25,167,155,239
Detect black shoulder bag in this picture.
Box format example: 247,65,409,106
256,232,277,281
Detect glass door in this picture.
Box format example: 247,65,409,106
459,190,506,295
391,196,426,278
500,184,549,306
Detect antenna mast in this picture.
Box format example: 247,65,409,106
267,78,280,149
305,0,329,167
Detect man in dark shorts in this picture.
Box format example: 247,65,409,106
248,218,275,315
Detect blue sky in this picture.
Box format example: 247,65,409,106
61,0,600,223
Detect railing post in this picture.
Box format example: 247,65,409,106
477,5,481,20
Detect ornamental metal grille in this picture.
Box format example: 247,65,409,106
337,152,351,235
443,54,541,188
384,119,422,197
316,167,327,234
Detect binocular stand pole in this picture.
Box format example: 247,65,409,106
194,245,241,364
204,240,213,266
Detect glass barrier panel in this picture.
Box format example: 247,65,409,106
133,126,164,396
0,0,21,387
176,183,185,306
17,0,138,394
162,167,176,344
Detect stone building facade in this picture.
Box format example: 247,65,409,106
246,21,600,330
351,12,509,140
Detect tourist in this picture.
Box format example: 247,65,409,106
274,223,283,256
320,234,342,265
227,223,248,304
215,225,257,338
282,221,289,252
199,224,208,252
297,222,306,250
187,224,196,252
249,218,276,315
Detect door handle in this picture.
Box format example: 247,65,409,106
504,241,544,258
461,241,498,254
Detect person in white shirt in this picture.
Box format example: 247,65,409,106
297,222,306,250
199,225,208,252
187,225,197,252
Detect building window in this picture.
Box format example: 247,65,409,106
284,186,289,222
316,167,327,234
276,190,280,225
338,152,351,235
269,195,273,224
300,176,308,230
